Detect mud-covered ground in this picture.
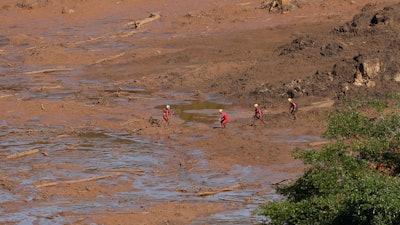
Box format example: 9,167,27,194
1,0,399,224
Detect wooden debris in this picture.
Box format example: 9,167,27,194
0,94,13,99
22,67,73,75
99,169,144,174
35,173,122,188
90,52,125,65
308,140,331,147
195,191,218,197
126,12,161,28
112,12,161,38
236,2,253,6
5,149,40,160
218,197,245,203
195,184,242,197
72,12,160,44
271,179,289,186
50,134,73,140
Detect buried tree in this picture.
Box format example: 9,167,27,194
258,94,400,225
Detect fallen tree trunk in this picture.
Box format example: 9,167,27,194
99,169,144,174
22,67,73,75
195,184,242,197
90,52,126,65
73,12,161,44
5,149,40,160
308,140,331,147
114,12,160,38
125,12,161,28
35,173,122,188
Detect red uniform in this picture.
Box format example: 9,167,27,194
163,108,172,121
220,111,229,128
252,106,266,126
289,100,297,120
254,107,263,120
289,101,297,113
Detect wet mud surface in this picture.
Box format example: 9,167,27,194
1,0,399,224
1,89,317,224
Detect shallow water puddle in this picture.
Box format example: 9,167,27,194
157,99,231,124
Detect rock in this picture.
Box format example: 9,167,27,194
354,71,364,86
366,80,376,87
353,58,381,86
148,116,161,127
359,59,381,79
394,73,400,82
61,6,75,14
371,13,387,25
320,42,343,56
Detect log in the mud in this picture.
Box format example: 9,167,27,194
74,12,161,42
271,179,289,186
91,53,126,65
22,67,73,75
218,197,245,203
35,173,122,188
308,140,331,147
5,149,40,160
126,12,161,28
195,184,242,197
195,191,219,197
99,169,144,174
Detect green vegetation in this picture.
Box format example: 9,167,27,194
258,93,400,225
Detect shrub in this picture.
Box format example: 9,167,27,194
258,94,400,225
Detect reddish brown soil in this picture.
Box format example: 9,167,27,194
1,0,399,224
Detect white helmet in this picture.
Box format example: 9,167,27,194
166,105,170,109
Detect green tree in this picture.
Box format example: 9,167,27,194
258,94,400,225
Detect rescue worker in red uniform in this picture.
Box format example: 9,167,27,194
288,98,297,120
253,103,267,126
219,109,229,128
163,105,173,127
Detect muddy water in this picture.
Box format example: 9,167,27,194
0,84,317,225
0,49,316,225
0,123,308,224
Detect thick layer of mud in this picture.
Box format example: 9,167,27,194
255,2,400,100
1,0,399,224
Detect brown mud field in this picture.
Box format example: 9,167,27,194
1,0,400,224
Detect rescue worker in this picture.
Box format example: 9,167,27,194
288,98,297,120
253,103,267,126
163,105,173,127
219,109,229,128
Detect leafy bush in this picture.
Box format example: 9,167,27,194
323,110,372,140
258,94,400,225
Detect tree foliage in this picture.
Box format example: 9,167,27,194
258,93,400,225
